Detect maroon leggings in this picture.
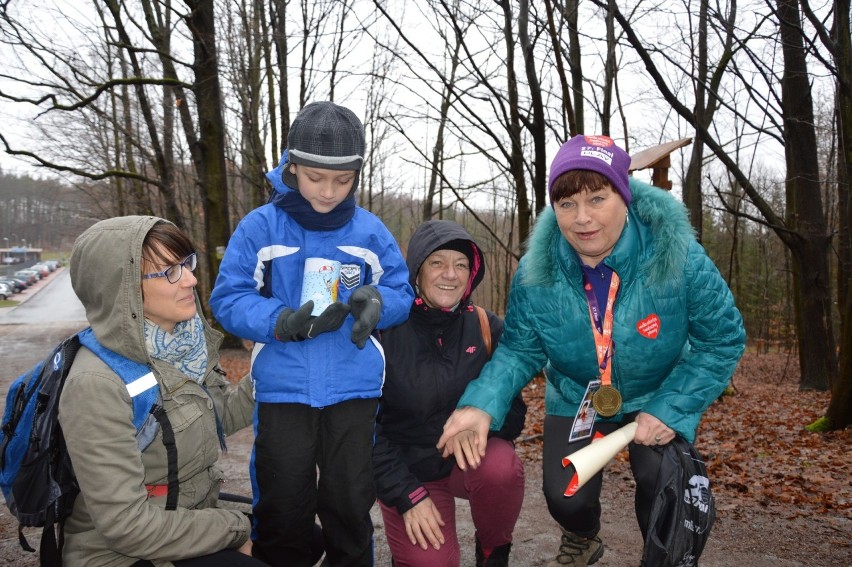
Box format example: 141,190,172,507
379,437,525,567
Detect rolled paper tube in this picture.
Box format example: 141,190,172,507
561,422,638,497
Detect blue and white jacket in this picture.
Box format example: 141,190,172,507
210,158,413,406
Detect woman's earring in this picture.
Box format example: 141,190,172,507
625,211,629,225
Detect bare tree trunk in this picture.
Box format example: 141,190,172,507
424,36,461,221
497,0,531,242
183,0,231,309
518,0,548,214
566,0,584,132
297,0,328,108
272,0,291,154
230,0,268,211
683,0,710,241
117,50,149,215
685,0,736,242
803,0,852,425
104,0,184,227
328,0,352,102
543,0,577,137
600,0,615,135
778,0,835,391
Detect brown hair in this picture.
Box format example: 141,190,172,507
549,169,615,203
141,221,195,271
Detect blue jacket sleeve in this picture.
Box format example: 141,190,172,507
209,216,287,344
369,225,414,330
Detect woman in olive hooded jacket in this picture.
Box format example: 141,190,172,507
58,216,261,567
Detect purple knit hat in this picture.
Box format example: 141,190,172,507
548,135,632,205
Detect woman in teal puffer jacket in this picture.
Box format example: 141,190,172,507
438,135,745,566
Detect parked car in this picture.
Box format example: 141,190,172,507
43,259,61,270
0,277,25,293
0,282,12,301
2,275,30,289
30,264,50,277
14,269,39,283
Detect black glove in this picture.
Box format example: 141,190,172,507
349,286,383,349
275,301,352,342
302,301,351,338
274,302,314,342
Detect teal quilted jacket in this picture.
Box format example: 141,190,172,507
458,179,745,442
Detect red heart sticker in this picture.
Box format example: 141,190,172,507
637,314,660,339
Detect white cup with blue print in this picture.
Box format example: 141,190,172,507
300,258,341,316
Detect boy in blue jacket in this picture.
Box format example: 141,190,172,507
211,101,413,567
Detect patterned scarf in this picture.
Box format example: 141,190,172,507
144,314,209,383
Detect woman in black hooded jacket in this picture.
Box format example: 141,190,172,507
373,220,526,567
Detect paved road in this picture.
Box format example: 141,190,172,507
0,269,85,325
0,270,87,413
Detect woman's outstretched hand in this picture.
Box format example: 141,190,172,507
436,407,492,469
403,497,446,550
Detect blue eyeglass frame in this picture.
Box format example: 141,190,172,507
142,252,197,284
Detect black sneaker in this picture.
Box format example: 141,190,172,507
476,537,512,567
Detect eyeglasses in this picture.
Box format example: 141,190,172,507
142,253,197,284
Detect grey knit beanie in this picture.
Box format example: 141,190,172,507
283,101,365,191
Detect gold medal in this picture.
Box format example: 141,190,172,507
592,385,622,417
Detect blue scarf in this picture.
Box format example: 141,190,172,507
270,185,356,231
144,314,208,383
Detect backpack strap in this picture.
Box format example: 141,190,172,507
150,405,179,511
474,305,491,355
78,328,155,431
76,329,179,510
37,502,60,566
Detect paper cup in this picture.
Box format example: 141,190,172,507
300,258,341,315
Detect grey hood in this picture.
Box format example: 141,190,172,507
70,215,166,363
406,219,485,305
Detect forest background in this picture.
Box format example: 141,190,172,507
0,0,850,432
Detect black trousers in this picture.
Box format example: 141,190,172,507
131,549,266,566
252,398,378,567
542,413,663,539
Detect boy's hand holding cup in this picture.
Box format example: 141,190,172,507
275,258,351,342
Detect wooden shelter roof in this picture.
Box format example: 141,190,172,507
627,137,692,190
628,137,692,172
